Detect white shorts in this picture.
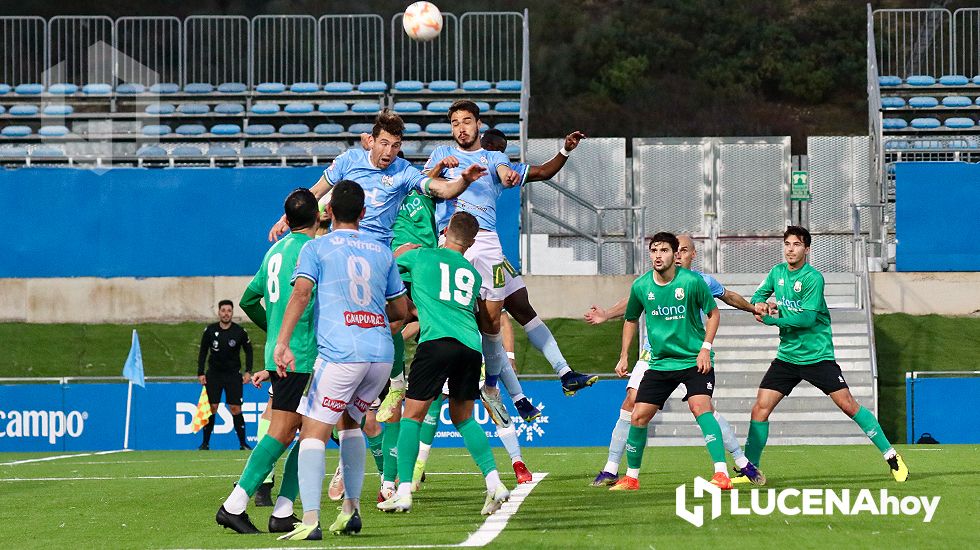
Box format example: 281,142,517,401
298,357,392,425
627,361,648,391
443,231,525,302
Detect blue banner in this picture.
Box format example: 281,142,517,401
906,375,980,444
0,379,626,451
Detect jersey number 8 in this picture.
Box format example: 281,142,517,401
348,256,373,307
439,262,475,306
267,253,283,303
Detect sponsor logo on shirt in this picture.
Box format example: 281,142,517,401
321,397,347,412
344,311,386,328
649,304,687,321
776,298,803,311
793,280,802,293
675,288,685,301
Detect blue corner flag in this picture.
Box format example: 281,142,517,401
122,329,145,388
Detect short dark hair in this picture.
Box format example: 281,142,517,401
218,299,233,309
784,225,812,247
372,109,404,138
480,128,507,151
649,232,679,252
448,99,480,121
284,188,318,230
446,211,479,242
329,180,365,223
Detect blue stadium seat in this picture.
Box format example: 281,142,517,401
10,105,39,116
208,146,238,156
136,145,168,157
351,101,381,113
0,106,5,114
479,123,489,132
906,75,936,86
211,124,242,136
0,147,27,156
280,123,310,135
324,82,354,93
184,82,214,94
393,101,423,113
942,96,972,108
2,126,31,137
43,104,73,116
38,125,69,137
939,75,969,86
178,103,210,115
880,97,904,108
314,123,344,135
908,96,938,108
251,102,280,115
475,101,491,112
429,80,458,92
496,80,522,91
910,117,941,129
291,82,320,94
403,122,422,134
145,103,175,115
318,102,347,114
214,103,244,115
142,124,172,136
175,124,206,136
359,81,387,93
242,146,272,156
284,102,315,114
426,122,452,134
944,117,974,129
348,122,374,134
427,101,452,113
495,122,520,135
48,83,78,95
149,83,180,94
257,82,287,94
400,141,421,154
116,83,145,94
421,143,438,155
0,84,10,94
462,80,492,92
14,83,43,95
976,97,980,106
172,145,204,156
82,83,112,95
495,101,521,113
245,124,275,136
312,143,343,156
394,80,424,92
277,145,308,156
217,82,247,93
882,118,908,130
31,146,65,157
505,143,520,156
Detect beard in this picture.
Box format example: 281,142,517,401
455,133,478,149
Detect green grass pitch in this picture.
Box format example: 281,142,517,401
0,445,976,549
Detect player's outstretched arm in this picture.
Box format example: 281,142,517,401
273,277,313,376
527,131,586,182
720,289,756,314
427,164,487,199
426,155,458,179
585,296,629,324
616,319,638,377
268,175,334,241
497,163,522,188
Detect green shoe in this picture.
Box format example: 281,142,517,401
377,492,412,513
376,388,405,423
412,460,426,492
328,509,362,535
276,521,321,541
481,484,510,515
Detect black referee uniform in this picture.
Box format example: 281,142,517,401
198,322,253,449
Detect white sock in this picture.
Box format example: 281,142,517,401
397,482,412,498
714,462,727,474
382,480,395,491
734,455,749,469
626,467,640,479
883,448,896,460
271,496,294,519
512,393,526,403
485,469,502,491
417,443,431,464
497,424,523,462
604,461,620,476
223,485,249,515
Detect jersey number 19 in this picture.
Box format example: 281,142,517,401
438,262,475,306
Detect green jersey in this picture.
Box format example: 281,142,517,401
751,262,835,364
391,191,438,283
241,232,317,373
396,247,482,352
624,267,717,371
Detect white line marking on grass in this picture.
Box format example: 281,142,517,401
0,474,239,482
0,449,130,466
908,448,943,451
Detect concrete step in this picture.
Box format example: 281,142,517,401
523,233,598,275
712,336,869,348
720,347,870,361
707,370,874,387
649,393,875,415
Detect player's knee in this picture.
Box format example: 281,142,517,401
751,402,772,421
448,402,473,424
630,410,653,426
688,400,712,417
621,394,636,411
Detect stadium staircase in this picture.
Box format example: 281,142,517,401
646,272,879,446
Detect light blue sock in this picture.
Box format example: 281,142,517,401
604,409,632,474
714,411,747,466
297,439,325,516
338,429,366,505
498,361,525,402
523,316,571,377
481,332,508,388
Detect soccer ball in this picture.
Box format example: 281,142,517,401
403,2,443,42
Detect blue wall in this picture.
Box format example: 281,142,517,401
0,167,523,277
895,162,980,271
906,375,980,444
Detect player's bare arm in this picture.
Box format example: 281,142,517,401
698,307,720,374
273,277,313,376
426,155,459,178
584,297,628,324
393,243,422,257
268,175,335,241
527,131,587,182
720,289,756,313
387,294,409,335
426,164,487,199
497,163,522,188
616,319,638,377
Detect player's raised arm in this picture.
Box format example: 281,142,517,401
425,163,487,199
527,130,586,182
584,297,628,324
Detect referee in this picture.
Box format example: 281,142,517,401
198,300,254,450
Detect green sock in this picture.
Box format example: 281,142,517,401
278,442,299,501
382,421,401,482
420,399,442,446
456,417,496,476
852,406,893,454
625,425,647,470
255,417,275,484
238,435,286,495
391,331,405,378
397,418,422,485
695,412,727,464
367,431,385,473
744,420,769,466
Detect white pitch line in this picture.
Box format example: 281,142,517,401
0,449,130,466
0,471,495,483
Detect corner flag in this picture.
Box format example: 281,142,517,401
191,387,213,433
122,329,145,388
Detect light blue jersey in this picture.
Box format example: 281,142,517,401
323,149,432,246
293,229,407,363
640,270,725,357
425,146,511,232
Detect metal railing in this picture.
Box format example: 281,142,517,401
184,15,250,86
0,17,46,86
319,14,385,85
851,236,880,417
873,8,951,78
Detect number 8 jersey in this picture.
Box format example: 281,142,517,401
294,229,407,363
396,247,483,353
